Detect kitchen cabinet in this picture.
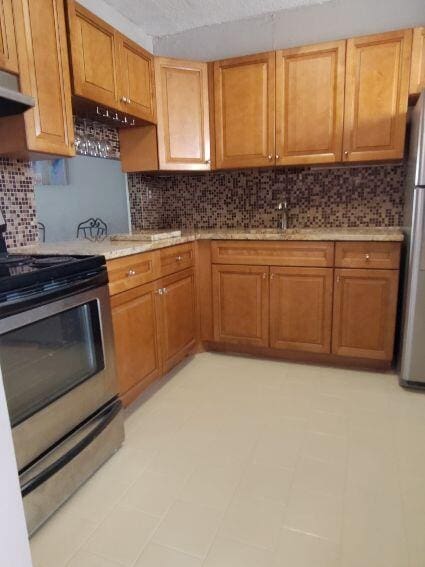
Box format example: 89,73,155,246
213,52,275,169
332,268,399,360
111,281,162,405
117,34,156,122
107,244,197,405
0,0,74,159
343,29,412,162
275,41,345,165
212,264,269,346
269,267,333,353
154,57,211,171
0,0,18,73
67,1,156,123
67,1,119,108
159,269,197,373
410,27,425,97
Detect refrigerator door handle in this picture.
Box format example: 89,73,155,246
20,399,121,497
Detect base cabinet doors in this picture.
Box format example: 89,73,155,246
212,265,269,347
332,269,399,360
159,269,197,373
270,267,333,353
111,282,162,404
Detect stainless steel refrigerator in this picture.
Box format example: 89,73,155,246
400,91,425,386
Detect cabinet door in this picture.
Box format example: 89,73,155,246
343,29,412,162
212,264,269,346
275,41,345,165
270,267,333,353
67,0,119,108
111,282,162,405
214,52,275,169
0,0,18,73
14,0,74,156
332,269,399,361
118,34,156,122
159,269,197,373
410,27,425,96
155,57,211,171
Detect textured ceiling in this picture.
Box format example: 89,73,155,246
103,0,332,37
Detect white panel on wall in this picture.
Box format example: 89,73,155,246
34,156,130,243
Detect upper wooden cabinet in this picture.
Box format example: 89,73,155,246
343,29,412,162
0,0,18,73
275,41,345,165
117,34,155,121
155,57,210,170
67,1,119,108
213,52,275,169
0,0,74,159
410,27,425,96
67,0,156,123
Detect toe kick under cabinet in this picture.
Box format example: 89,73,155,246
210,240,401,367
107,243,197,406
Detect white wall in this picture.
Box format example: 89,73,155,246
78,0,153,52
0,370,33,567
154,0,425,60
34,156,130,243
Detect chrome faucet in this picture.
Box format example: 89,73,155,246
277,200,288,230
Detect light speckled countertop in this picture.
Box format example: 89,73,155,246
13,227,404,260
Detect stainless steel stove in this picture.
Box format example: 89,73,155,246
0,243,124,535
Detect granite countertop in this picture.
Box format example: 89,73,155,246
13,227,404,260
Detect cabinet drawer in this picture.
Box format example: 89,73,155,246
335,242,401,270
107,251,159,295
159,243,194,277
211,241,334,267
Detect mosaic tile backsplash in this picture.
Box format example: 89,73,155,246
0,157,38,248
128,164,405,232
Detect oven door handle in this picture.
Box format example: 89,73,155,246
20,399,122,497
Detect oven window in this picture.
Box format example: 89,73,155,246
0,301,104,427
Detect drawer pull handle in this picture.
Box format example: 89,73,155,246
127,269,136,277
365,254,370,261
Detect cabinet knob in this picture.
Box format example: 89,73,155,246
163,287,168,294
365,253,370,261
155,288,163,295
120,96,127,103
127,269,136,277
262,272,267,279
276,155,280,160
268,154,273,160
176,255,183,262
270,273,274,280
344,151,349,157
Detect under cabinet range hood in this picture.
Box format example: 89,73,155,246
0,71,34,117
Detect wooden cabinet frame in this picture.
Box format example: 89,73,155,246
275,41,346,165
213,51,276,169
0,0,18,73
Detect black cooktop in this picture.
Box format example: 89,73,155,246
0,253,106,294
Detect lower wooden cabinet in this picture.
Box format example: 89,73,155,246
332,269,399,360
269,267,333,353
110,281,162,404
160,269,197,373
212,264,269,347
110,267,197,405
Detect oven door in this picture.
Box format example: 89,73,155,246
0,284,118,470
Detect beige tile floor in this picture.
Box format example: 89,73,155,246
30,353,425,567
